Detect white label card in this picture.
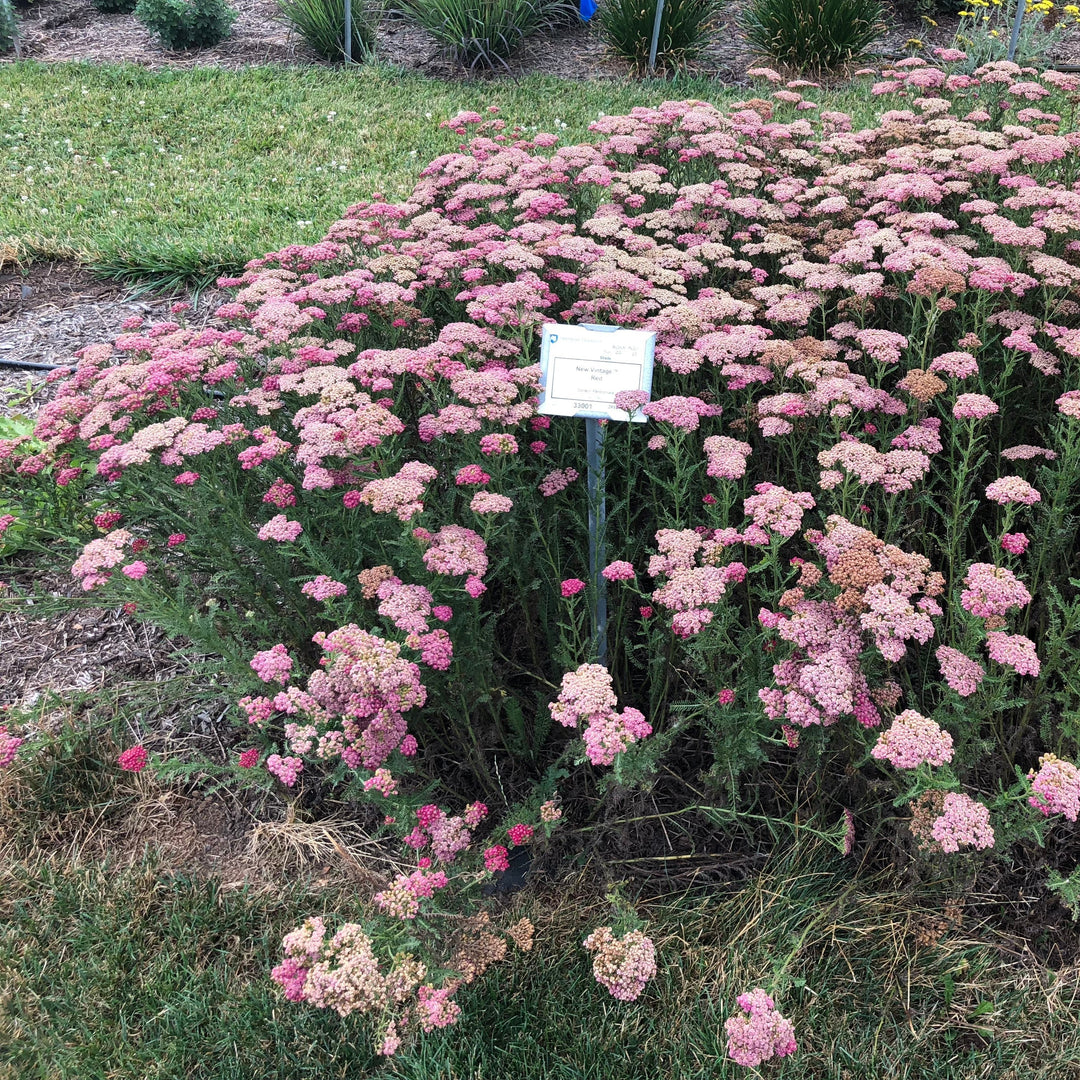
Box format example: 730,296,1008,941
537,323,655,422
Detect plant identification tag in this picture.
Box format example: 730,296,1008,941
537,323,655,422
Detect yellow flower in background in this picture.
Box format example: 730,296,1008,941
921,14,938,22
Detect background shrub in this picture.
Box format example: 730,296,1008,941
134,0,238,48
598,0,719,71
396,0,574,69
94,0,140,13
277,0,377,61
0,0,17,52
740,0,884,72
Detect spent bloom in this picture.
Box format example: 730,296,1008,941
118,745,148,772
725,988,797,1068
582,927,656,1002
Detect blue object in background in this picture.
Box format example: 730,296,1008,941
580,0,597,19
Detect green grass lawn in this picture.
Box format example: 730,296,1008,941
0,61,879,290
0,61,730,289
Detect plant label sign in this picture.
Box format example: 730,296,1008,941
537,323,655,422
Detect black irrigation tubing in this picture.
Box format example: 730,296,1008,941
0,358,65,371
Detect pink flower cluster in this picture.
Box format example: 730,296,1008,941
871,710,954,769
301,576,349,601
272,916,452,1055
725,988,797,1068
267,753,303,786
960,563,1031,621
582,927,657,1002
117,745,149,772
931,793,995,853
250,643,294,685
71,529,132,591
986,631,1040,676
1028,754,1080,821
374,868,450,920
549,663,652,766
703,434,753,480
0,724,24,768
743,483,815,539
935,646,985,697
985,476,1041,506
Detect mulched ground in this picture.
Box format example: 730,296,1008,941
11,0,1078,80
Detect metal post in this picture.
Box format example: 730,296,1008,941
585,418,608,667
647,0,666,73
1007,0,1025,61
344,0,352,63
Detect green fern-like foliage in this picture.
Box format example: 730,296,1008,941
134,0,238,48
740,0,884,72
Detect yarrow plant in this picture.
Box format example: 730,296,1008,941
8,60,1080,1059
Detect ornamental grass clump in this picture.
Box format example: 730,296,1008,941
740,0,884,72
597,0,720,71
395,0,574,69
7,59,1080,1056
277,0,378,62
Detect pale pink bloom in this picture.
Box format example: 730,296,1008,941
960,563,1031,620
936,646,985,697
301,576,348,601
725,988,797,1068
931,792,994,853
470,491,513,514
583,927,656,1002
258,515,303,542
986,631,1040,676
985,477,1040,505
952,394,999,420
602,560,635,581
1028,754,1080,821
1056,390,1080,419
121,561,148,580
871,709,953,769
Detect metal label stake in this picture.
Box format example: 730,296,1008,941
585,417,608,666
